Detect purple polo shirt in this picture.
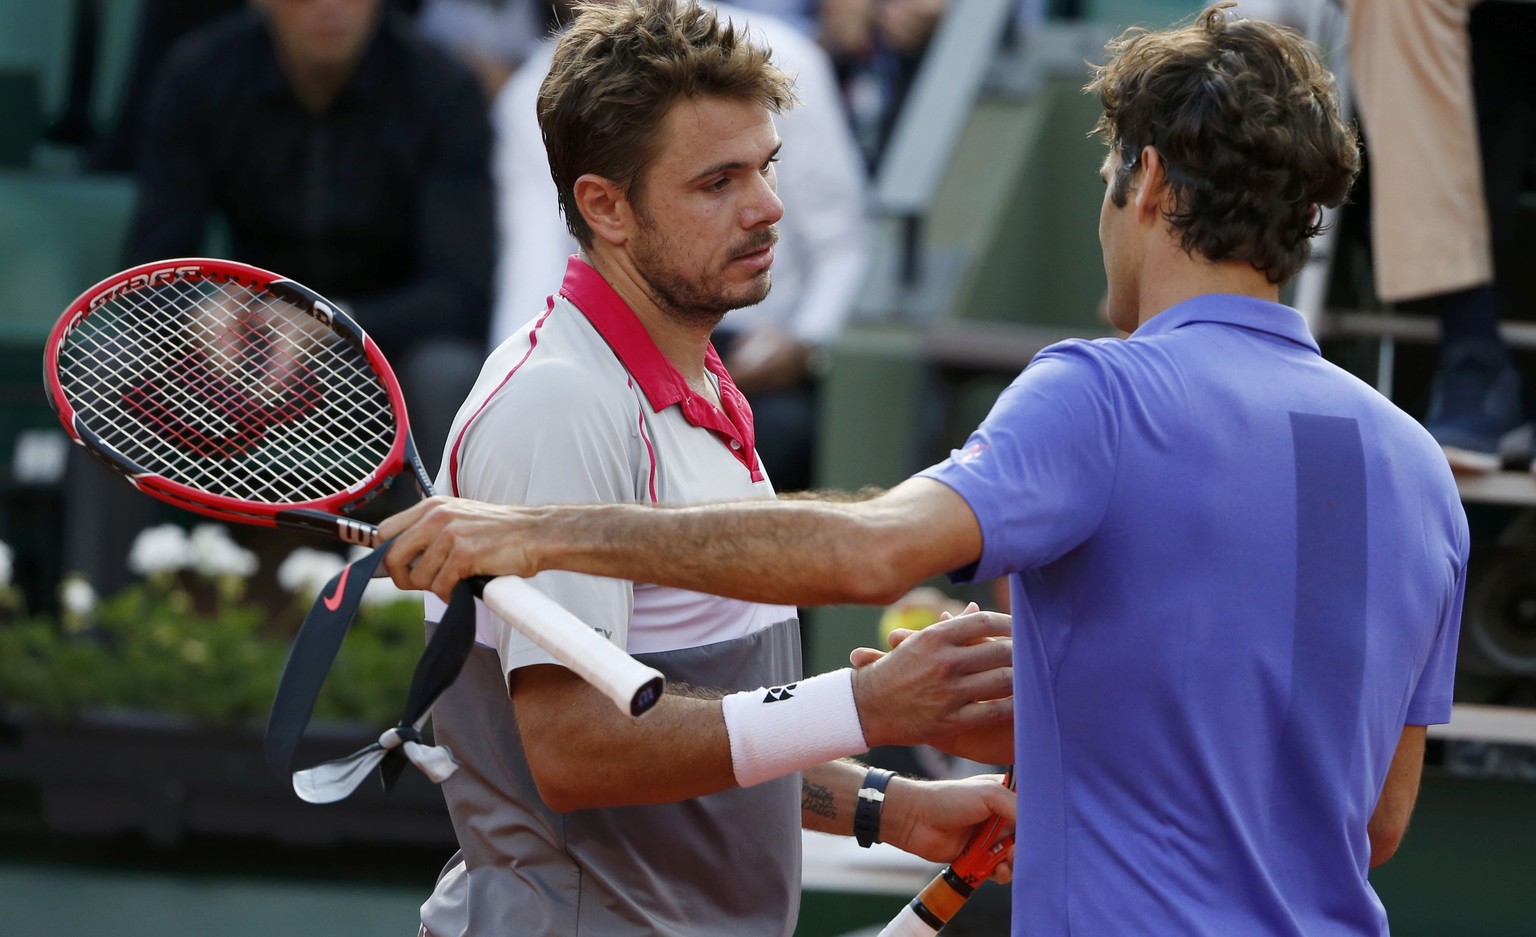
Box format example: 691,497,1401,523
920,294,1466,936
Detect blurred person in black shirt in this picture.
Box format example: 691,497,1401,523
124,0,495,472
88,0,246,171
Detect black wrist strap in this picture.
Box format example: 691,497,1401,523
854,767,896,848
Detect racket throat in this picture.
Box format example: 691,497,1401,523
275,508,379,547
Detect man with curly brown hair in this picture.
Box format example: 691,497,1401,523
383,5,1467,933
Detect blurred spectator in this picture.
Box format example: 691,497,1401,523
89,0,424,171
723,0,822,36
87,0,246,171
819,0,948,170
1342,0,1531,472
491,0,870,493
123,0,495,472
1226,0,1311,28
414,0,559,97
414,0,822,99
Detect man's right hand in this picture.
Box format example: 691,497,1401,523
849,609,1013,750
379,495,540,601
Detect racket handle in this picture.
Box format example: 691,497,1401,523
878,901,943,937
272,509,665,715
478,575,665,717
879,866,976,936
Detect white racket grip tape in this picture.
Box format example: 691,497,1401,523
878,903,939,937
479,575,665,717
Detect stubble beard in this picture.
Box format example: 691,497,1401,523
633,222,777,330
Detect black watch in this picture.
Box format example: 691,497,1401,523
853,767,896,848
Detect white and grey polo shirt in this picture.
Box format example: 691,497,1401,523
419,256,804,937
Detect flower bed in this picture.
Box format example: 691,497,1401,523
0,524,424,728
0,524,453,846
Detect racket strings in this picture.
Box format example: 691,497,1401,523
72,283,359,500
57,276,397,505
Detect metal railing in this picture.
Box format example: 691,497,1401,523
872,0,1016,288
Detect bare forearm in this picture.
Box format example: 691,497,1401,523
800,762,1020,867
531,481,979,607
378,480,982,607
800,759,868,835
1368,725,1426,867
516,667,735,811
530,499,908,606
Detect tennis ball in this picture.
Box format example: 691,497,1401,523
878,605,941,644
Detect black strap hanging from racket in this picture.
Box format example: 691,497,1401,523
264,538,478,803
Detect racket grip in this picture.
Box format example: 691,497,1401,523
477,575,665,717
877,900,943,937
271,509,664,714
880,866,976,936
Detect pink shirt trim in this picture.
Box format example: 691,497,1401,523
558,257,762,481
446,298,555,496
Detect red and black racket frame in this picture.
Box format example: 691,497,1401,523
42,258,432,549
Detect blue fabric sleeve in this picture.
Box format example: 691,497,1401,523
1406,545,1466,726
916,340,1120,584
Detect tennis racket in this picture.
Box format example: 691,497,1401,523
43,257,665,717
879,768,1016,936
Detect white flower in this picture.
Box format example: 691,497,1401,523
361,576,416,608
127,524,192,577
0,540,12,588
59,575,97,615
276,548,348,595
189,524,258,579
345,544,416,605
181,639,210,665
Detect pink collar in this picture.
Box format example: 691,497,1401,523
559,256,761,480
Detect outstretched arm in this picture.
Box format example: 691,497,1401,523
378,477,982,608
524,657,1014,873
511,609,1013,812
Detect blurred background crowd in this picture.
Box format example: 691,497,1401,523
1,1,1534,934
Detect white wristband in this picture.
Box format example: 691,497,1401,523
721,668,868,788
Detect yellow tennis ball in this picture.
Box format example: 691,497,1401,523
878,605,940,644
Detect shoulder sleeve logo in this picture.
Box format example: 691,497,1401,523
957,442,989,463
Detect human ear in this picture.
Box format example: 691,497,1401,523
572,174,632,247
1133,145,1169,223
